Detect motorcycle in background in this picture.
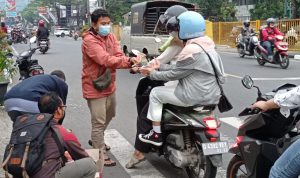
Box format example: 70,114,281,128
254,35,289,69
14,37,44,80
226,75,300,178
236,33,258,58
38,39,49,54
73,31,79,41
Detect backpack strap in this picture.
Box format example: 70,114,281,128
51,126,68,166
21,142,30,178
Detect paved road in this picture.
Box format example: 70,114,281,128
8,36,300,178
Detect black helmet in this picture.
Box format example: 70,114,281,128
267,18,275,26
243,20,250,27
158,5,188,27
165,16,179,33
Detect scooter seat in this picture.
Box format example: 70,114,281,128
165,104,216,112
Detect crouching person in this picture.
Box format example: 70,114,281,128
2,92,97,178
34,92,97,178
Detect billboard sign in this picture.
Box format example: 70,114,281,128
6,0,17,17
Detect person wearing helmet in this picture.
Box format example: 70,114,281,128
125,7,188,169
240,20,255,50
156,5,187,58
36,20,50,47
138,11,225,147
261,18,284,62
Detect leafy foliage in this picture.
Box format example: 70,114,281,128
189,0,236,21
0,31,16,82
250,0,285,20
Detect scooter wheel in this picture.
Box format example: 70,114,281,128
237,47,245,58
279,55,289,69
185,154,217,178
256,58,265,66
227,155,247,178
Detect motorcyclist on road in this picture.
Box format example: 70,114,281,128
253,85,300,178
240,20,255,50
138,11,225,147
36,20,50,46
11,26,20,41
261,18,284,62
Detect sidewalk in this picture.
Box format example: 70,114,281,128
215,45,300,59
0,107,12,177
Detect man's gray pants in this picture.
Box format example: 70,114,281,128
55,157,97,178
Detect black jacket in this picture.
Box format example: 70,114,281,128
37,27,49,40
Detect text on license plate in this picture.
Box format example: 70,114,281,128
202,142,229,155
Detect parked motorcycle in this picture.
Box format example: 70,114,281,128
226,75,300,178
236,33,258,58
135,77,229,178
38,39,49,54
254,35,289,69
15,37,44,80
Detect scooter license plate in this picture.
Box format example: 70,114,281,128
202,142,229,155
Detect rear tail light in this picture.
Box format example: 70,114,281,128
236,136,244,144
203,117,218,129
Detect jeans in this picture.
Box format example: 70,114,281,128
147,86,190,122
263,41,273,56
269,139,300,178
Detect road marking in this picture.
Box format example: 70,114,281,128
220,117,242,129
10,46,19,56
225,73,300,81
105,129,229,178
104,129,165,178
252,77,300,81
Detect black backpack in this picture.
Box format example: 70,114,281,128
1,113,66,178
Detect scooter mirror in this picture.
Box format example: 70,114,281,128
29,36,37,44
155,37,162,43
242,75,254,89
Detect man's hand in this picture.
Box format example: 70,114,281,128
252,99,279,112
130,55,142,66
139,67,155,76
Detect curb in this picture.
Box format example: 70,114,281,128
0,107,12,177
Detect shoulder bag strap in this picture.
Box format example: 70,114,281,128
51,126,67,165
192,43,224,95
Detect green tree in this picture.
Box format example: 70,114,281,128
292,0,300,18
105,0,144,23
21,0,83,24
250,0,285,20
189,0,236,21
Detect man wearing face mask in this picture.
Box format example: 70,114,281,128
81,8,141,167
261,18,284,62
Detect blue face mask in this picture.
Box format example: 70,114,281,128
98,25,110,36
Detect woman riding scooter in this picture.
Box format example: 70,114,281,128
126,5,188,168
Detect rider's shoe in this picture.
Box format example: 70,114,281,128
139,130,163,146
268,55,274,62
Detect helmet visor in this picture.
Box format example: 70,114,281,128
158,14,169,25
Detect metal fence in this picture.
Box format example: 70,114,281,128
209,19,300,51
